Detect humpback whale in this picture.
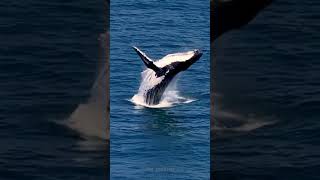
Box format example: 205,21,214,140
132,46,203,105
212,0,273,41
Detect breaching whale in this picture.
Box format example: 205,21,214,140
132,46,203,105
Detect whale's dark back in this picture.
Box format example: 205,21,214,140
211,0,272,41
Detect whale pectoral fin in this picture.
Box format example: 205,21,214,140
132,46,163,76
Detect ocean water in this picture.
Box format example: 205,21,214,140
212,0,320,179
0,0,108,179
110,0,210,179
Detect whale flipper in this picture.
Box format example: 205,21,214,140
132,46,165,77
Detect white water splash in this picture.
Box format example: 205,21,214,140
213,110,276,132
212,93,277,133
131,76,196,108
66,33,108,140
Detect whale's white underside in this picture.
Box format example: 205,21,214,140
155,50,196,67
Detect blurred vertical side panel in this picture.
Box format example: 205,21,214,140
105,0,110,178
106,0,110,179
0,0,109,179
211,0,273,179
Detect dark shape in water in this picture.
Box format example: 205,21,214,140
133,46,203,105
211,0,273,41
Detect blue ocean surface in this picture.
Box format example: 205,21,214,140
110,0,210,179
213,0,320,179
0,0,107,179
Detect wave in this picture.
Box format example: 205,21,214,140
213,110,276,132
212,93,277,134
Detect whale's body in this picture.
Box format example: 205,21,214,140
133,47,202,105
